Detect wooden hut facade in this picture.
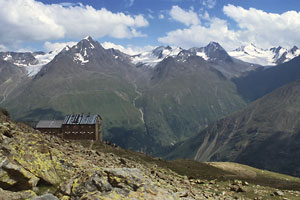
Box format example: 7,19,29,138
36,114,102,142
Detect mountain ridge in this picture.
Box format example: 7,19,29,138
229,43,300,66
1,38,299,79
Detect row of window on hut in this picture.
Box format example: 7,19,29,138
35,114,102,142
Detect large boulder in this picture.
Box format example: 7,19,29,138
0,156,39,190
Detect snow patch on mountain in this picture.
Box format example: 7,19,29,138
131,46,182,67
26,47,69,76
196,52,209,60
73,52,89,65
3,54,12,61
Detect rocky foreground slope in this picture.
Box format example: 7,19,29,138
1,108,300,199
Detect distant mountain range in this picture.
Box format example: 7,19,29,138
229,43,300,66
2,40,299,79
1,36,300,161
132,42,300,68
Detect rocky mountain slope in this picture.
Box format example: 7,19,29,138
164,79,300,177
229,43,300,66
1,108,300,200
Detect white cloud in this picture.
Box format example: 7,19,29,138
159,14,165,19
0,0,148,48
0,44,7,51
44,41,77,52
169,5,200,26
202,0,216,9
158,17,239,49
102,42,155,55
223,4,300,48
159,4,300,50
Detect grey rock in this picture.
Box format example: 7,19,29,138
85,171,113,192
31,194,59,200
0,188,36,200
104,168,145,190
274,190,284,196
176,190,188,197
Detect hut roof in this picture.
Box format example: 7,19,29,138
36,120,63,129
63,114,101,125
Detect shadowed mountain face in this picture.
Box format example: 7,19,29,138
138,55,246,145
165,80,300,177
0,60,28,105
233,55,300,101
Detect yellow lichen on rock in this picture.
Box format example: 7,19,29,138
11,141,62,185
0,156,39,190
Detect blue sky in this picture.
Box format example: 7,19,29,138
0,0,299,53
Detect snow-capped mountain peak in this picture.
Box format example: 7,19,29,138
131,42,232,67
151,45,172,58
207,41,222,50
189,42,232,62
74,36,99,52
69,36,104,65
229,43,300,66
84,35,93,40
